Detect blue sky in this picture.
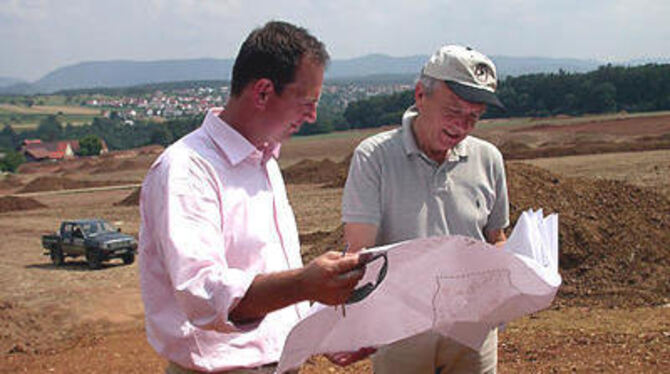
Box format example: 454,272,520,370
1,0,669,81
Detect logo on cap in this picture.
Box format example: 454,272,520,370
474,63,494,85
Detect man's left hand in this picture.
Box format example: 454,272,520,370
325,347,377,367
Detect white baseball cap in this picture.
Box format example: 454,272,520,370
422,45,505,110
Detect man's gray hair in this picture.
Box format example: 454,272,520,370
416,73,440,96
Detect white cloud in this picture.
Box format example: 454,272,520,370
0,0,50,20
0,0,668,80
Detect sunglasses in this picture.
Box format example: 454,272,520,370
346,252,388,305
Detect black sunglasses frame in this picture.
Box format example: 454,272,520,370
346,252,388,305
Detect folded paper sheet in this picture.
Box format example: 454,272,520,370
276,210,560,373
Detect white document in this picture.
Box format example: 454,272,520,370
276,210,560,373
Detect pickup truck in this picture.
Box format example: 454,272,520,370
42,219,138,269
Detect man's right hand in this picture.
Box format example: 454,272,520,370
300,251,365,305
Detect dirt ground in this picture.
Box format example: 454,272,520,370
1,183,668,373
277,113,670,165
525,150,670,200
513,113,670,136
1,112,670,373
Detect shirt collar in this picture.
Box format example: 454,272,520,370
401,105,469,162
401,105,422,156
203,108,281,166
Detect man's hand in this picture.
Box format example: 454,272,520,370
485,228,507,248
229,251,363,324
325,347,377,367
300,251,365,305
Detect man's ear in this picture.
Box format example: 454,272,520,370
252,78,274,109
414,83,425,112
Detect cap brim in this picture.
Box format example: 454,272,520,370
445,81,506,111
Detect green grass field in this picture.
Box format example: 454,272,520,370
0,103,101,131
2,95,669,136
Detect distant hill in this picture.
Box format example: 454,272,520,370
492,56,600,77
0,77,26,88
326,54,427,78
2,59,235,95
2,54,661,95
626,57,670,65
326,54,601,80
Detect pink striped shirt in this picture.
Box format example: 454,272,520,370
139,108,308,372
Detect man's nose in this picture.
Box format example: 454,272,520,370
305,104,318,123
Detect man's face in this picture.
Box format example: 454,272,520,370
264,57,324,142
415,81,486,156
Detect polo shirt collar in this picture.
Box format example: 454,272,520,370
400,105,469,161
450,138,468,160
203,108,280,166
401,105,422,156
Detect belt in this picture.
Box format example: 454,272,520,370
166,361,278,374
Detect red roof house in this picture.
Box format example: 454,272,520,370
21,139,81,162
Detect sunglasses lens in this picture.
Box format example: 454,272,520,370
347,283,374,304
346,253,388,305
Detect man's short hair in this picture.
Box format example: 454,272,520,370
230,21,330,97
416,74,439,96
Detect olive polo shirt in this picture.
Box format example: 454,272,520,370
342,105,509,246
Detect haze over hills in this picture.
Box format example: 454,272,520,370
0,77,26,88
626,57,670,65
1,53,663,95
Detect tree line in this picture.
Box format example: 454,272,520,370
0,107,333,171
0,114,203,171
343,63,670,128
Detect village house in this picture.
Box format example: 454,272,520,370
20,139,108,162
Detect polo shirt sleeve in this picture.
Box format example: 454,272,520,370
484,152,510,232
342,142,382,225
144,152,260,333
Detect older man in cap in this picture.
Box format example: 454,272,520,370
342,45,509,373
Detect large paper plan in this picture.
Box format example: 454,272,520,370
277,209,560,373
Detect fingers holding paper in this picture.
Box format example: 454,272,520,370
300,251,365,305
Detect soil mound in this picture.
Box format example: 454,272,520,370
283,158,342,185
56,160,97,175
506,162,669,307
17,177,125,193
0,196,46,213
0,175,23,190
0,300,91,355
497,140,533,156
90,158,149,174
53,159,91,173
17,162,61,174
501,138,670,160
520,114,670,136
114,188,141,206
136,144,164,155
283,154,352,188
300,225,345,264
299,162,670,307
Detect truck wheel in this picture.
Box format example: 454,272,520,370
50,247,64,266
121,252,135,265
86,249,102,270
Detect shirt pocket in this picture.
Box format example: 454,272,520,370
223,195,276,272
452,182,494,232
